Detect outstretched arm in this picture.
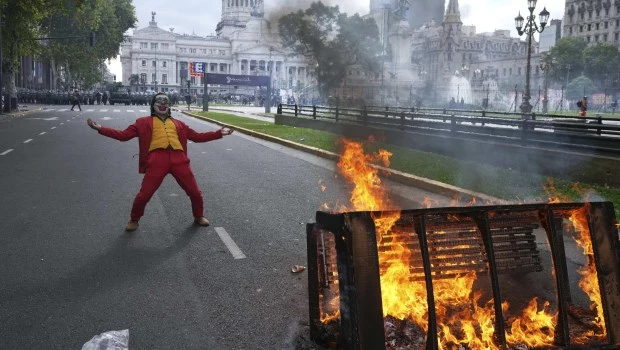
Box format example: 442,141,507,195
187,126,234,143
87,118,138,141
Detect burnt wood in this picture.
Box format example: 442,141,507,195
307,202,620,349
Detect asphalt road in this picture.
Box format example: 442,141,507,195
0,105,453,349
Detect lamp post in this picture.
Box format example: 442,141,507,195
540,52,552,114
515,0,550,116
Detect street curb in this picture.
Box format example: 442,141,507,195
0,105,43,121
181,110,503,204
180,106,275,119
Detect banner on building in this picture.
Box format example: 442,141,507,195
206,73,270,87
190,62,205,77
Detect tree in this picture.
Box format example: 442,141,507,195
41,0,136,89
278,1,382,99
582,43,620,90
129,74,140,91
566,75,597,100
0,0,136,111
547,37,586,86
0,0,62,110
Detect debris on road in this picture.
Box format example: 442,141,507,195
291,265,306,273
81,329,129,350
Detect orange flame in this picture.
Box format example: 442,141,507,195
422,197,436,208
567,205,607,339
322,138,604,348
336,138,394,212
544,178,565,203
505,298,556,347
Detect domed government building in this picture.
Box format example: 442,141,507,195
120,0,311,99
119,0,554,106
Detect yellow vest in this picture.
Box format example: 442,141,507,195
148,117,183,151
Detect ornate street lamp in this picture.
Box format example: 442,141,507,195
539,52,553,114
515,0,550,116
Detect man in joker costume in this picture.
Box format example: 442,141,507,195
87,93,233,232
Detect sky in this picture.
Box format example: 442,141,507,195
107,0,566,80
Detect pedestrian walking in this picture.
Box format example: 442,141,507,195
71,90,82,111
86,93,234,232
577,96,588,117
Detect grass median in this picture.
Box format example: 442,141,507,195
195,111,620,216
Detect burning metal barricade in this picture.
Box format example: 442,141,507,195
306,202,620,349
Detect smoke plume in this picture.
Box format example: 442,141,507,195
264,0,369,25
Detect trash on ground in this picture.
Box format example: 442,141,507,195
81,329,129,350
291,265,306,273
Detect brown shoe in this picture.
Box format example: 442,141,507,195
125,220,139,232
194,217,210,226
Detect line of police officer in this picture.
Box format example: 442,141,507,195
17,88,108,105
18,88,183,107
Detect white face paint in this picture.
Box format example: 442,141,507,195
153,95,170,118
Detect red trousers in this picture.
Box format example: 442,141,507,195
131,149,203,221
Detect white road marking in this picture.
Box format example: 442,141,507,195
139,110,148,113
113,110,121,112
215,227,246,260
102,117,113,120
29,117,58,121
51,127,56,129
39,132,46,135
24,139,33,144
60,123,64,125
127,110,134,112
100,109,108,112
1,149,13,156
86,109,95,112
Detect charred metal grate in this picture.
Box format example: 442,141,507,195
306,202,620,349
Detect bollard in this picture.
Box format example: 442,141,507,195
295,104,298,116
400,112,405,131
313,105,317,120
450,114,456,132
597,115,603,136
385,106,389,119
335,106,339,122
277,103,282,115
521,119,528,144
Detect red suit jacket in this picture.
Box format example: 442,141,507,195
98,116,223,173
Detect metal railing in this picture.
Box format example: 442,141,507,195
277,103,620,156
